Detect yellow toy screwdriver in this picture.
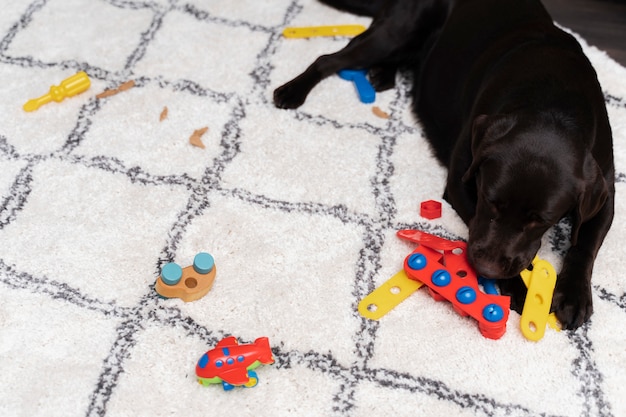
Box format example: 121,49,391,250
23,71,91,112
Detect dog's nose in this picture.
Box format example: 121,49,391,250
472,259,507,279
467,247,501,278
467,246,522,278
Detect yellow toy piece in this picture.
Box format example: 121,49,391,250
282,25,366,38
358,270,424,320
23,71,91,112
546,313,561,332
520,257,559,341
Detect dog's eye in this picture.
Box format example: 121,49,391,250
482,200,500,221
480,191,496,208
526,213,547,228
486,198,504,215
480,190,504,217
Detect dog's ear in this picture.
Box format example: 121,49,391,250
571,153,609,245
462,114,517,182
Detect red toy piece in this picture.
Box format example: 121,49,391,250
420,200,442,219
196,336,274,391
397,230,510,339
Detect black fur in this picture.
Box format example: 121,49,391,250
274,0,615,330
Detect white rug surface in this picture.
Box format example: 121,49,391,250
1,1,625,416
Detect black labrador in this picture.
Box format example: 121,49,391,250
273,0,615,330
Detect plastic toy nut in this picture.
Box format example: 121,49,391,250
155,252,216,302
420,200,442,219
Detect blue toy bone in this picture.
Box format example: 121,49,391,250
478,276,499,295
338,69,376,103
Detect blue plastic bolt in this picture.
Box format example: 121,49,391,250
337,69,376,103
193,252,215,274
483,304,505,322
408,253,428,270
478,276,499,295
456,286,477,304
431,269,452,287
161,263,183,285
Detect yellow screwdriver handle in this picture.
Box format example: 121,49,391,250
23,71,91,112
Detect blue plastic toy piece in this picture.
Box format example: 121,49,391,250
161,263,183,285
456,287,477,304
408,253,427,270
338,69,375,103
193,252,215,274
483,304,505,322
431,269,452,287
478,276,499,295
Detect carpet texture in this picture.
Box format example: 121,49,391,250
1,1,625,416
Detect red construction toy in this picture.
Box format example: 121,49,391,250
420,200,442,219
398,230,511,339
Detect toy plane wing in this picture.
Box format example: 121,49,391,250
219,368,251,385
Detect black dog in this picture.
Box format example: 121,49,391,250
274,0,615,330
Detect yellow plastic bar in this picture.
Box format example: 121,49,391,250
23,71,91,112
282,25,366,38
519,257,558,341
358,270,424,320
547,313,561,331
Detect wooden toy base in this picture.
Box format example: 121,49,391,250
155,265,216,302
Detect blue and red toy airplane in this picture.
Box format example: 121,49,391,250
196,336,274,391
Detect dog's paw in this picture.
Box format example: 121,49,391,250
273,80,308,109
551,276,593,330
498,276,527,314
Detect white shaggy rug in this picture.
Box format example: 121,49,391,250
1,1,625,416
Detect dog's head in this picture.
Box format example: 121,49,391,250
462,114,608,279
